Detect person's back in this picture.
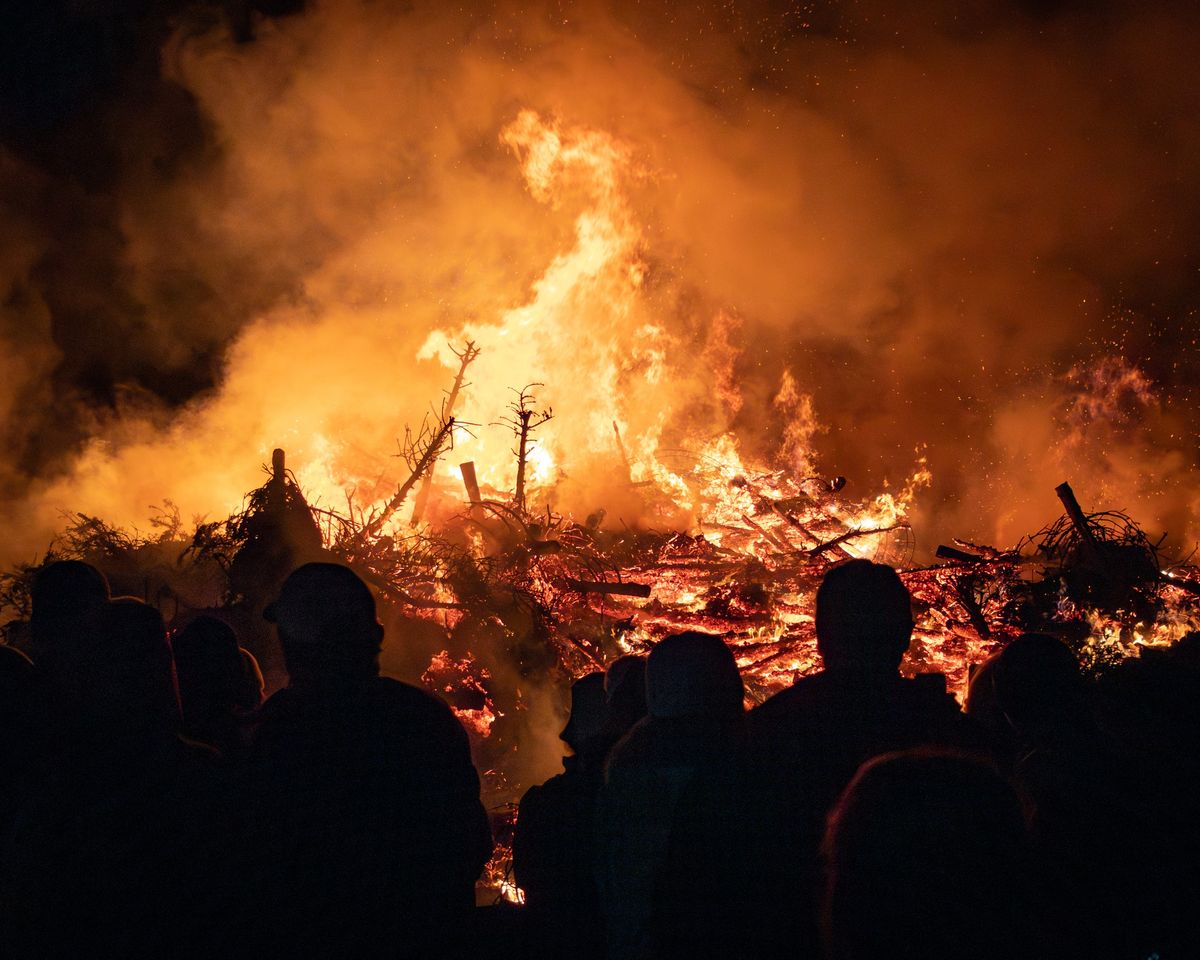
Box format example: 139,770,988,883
221,563,492,959
822,750,1040,960
596,631,745,960
753,666,975,804
22,560,110,758
173,615,261,759
1,598,214,958
742,561,983,957
514,672,610,959
996,634,1195,960
0,646,36,851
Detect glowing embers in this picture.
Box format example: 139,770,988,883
423,649,497,738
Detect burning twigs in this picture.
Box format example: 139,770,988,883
499,385,553,513
807,523,906,560
410,341,480,527
14,377,1200,831
917,481,1200,678
1029,481,1163,619
362,409,466,538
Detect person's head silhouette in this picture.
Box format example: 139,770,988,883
823,750,1031,960
815,560,913,672
175,616,242,699
29,559,109,664
265,563,382,684
645,631,743,720
560,672,608,755
85,597,180,739
991,632,1085,741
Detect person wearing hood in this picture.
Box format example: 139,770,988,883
595,631,745,960
513,671,610,959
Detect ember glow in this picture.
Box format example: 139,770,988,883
3,0,1200,908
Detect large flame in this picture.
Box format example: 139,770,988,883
415,110,666,506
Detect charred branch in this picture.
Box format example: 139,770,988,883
563,578,653,598
937,545,987,564
1056,481,1103,562
808,523,904,559
499,385,553,513
739,513,799,555
364,414,458,538
411,341,480,526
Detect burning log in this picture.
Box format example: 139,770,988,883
936,544,987,564
807,523,905,559
460,461,483,519
1056,481,1103,564
1166,576,1200,598
739,513,799,555
562,578,652,598
765,501,822,550
952,539,1014,561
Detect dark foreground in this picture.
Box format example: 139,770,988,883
1,558,1198,960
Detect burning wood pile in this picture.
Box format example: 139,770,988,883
4,350,1200,902
5,357,1200,716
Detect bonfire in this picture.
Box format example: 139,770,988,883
4,111,1200,906
4,365,1199,902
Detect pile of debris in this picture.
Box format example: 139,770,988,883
5,362,1200,902
6,447,1198,730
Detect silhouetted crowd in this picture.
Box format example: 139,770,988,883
2,557,1199,959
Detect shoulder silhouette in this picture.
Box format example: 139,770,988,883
216,562,492,959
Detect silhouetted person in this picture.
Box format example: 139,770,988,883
1,598,213,958
821,750,1039,960
513,672,610,958
20,560,112,761
596,631,744,959
991,632,1089,749
0,645,36,845
26,559,109,669
1097,634,1200,956
174,615,262,758
733,560,983,957
601,654,647,746
219,562,492,959
999,633,1197,959
239,645,266,708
